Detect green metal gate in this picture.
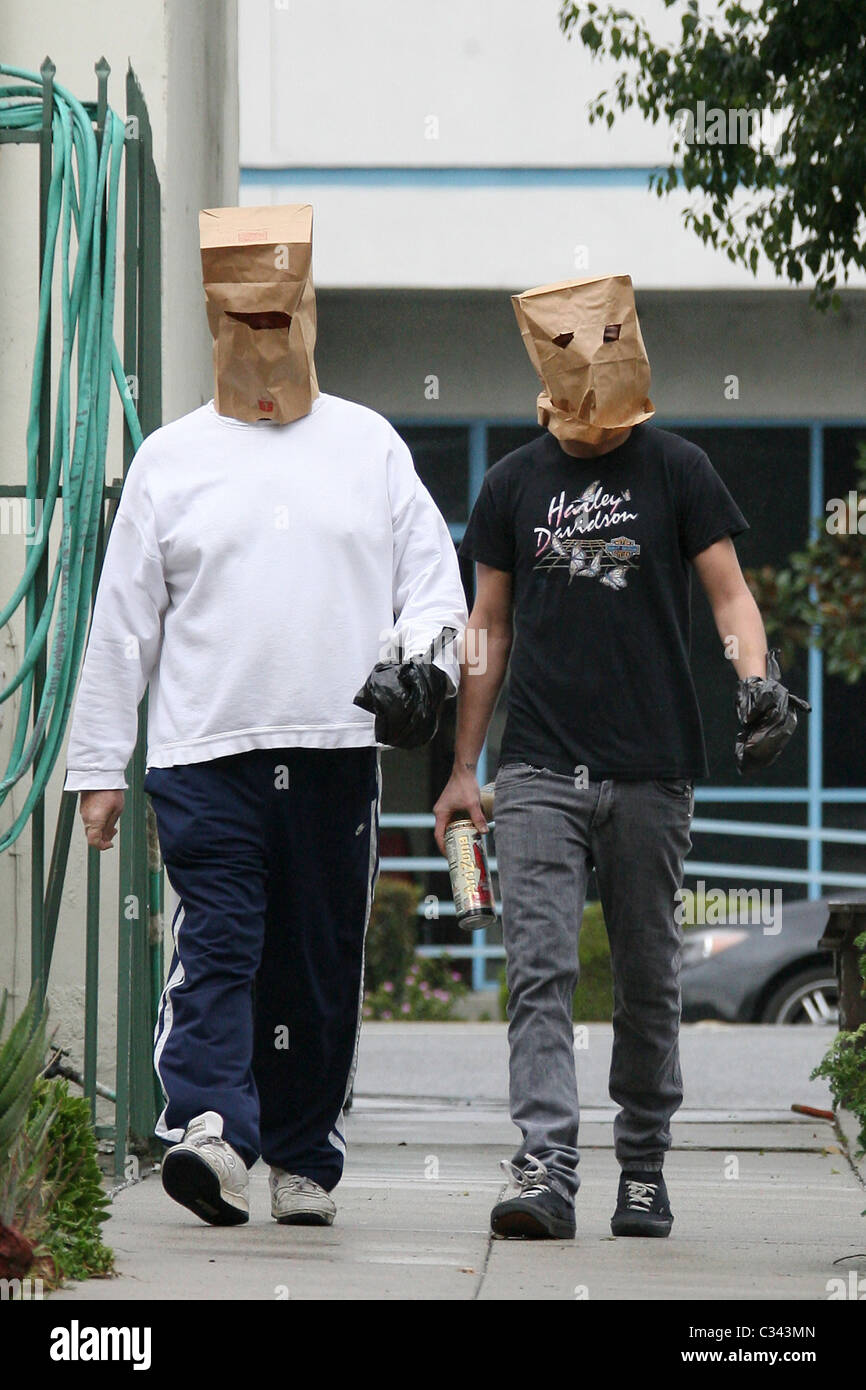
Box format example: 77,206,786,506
0,57,164,1180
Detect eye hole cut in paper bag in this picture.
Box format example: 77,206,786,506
512,274,655,451
199,203,319,424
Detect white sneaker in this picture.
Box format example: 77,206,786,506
270,1167,336,1226
161,1111,249,1226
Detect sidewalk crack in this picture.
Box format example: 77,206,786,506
471,1182,505,1300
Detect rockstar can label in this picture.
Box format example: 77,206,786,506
445,816,497,932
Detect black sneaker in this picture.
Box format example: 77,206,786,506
491,1156,576,1240
611,1169,673,1238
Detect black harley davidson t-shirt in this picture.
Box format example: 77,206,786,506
459,424,748,780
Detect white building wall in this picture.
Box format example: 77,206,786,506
239,0,683,167
237,0,866,295
238,174,810,291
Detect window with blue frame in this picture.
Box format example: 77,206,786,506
385,419,866,986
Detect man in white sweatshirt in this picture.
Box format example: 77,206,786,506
64,205,467,1228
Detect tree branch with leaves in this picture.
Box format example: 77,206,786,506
559,0,866,309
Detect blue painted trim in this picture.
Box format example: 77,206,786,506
395,416,866,430
467,421,489,991
416,944,506,961
681,862,866,889
697,789,866,802
466,421,488,792
379,857,866,888
695,789,812,803
807,425,825,900
380,819,866,847
380,791,866,825
241,165,667,189
468,422,487,502
653,419,865,430
692,818,866,846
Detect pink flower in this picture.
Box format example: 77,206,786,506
434,989,450,1002
401,1002,411,1014
382,1010,393,1020
451,971,461,982
382,981,394,994
420,981,430,993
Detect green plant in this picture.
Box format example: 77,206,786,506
746,445,866,684
0,983,51,1281
812,1025,866,1155
364,953,468,1021
559,0,866,310
498,901,615,1023
0,1090,57,1284
572,902,615,1021
363,875,469,1020
26,1077,113,1284
364,876,421,995
0,984,48,1152
811,931,866,1162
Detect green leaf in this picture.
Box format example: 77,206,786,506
559,0,866,306
0,986,45,1101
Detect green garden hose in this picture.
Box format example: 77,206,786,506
0,63,143,850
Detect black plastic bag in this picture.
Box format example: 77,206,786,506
354,629,455,750
735,649,810,775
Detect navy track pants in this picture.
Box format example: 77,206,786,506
145,746,381,1190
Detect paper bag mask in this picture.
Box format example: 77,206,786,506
512,274,654,452
200,203,319,424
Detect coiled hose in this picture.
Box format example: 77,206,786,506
0,63,142,850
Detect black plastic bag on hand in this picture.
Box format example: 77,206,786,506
353,631,454,750
734,649,811,775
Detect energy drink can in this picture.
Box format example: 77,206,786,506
445,814,497,932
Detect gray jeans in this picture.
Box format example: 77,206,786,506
493,762,694,1198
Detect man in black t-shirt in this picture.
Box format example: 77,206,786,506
434,275,800,1242
455,423,748,782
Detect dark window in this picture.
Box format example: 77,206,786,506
480,427,545,773
399,426,470,523
487,425,545,470
821,428,866,791
670,427,811,790
670,427,812,896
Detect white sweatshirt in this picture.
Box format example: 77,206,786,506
63,394,468,791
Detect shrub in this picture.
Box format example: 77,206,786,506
498,901,614,1023
0,991,113,1288
0,984,52,1282
364,877,421,995
811,930,866,1161
572,901,615,1021
364,953,468,1021
28,1078,114,1284
745,443,866,683
812,1024,866,1156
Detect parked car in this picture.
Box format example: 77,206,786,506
680,892,866,1025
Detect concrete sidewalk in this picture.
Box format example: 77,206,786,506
51,1024,866,1302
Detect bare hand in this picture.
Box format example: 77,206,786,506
433,766,488,856
78,789,125,851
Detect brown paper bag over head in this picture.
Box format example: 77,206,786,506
512,274,654,453
200,203,319,424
